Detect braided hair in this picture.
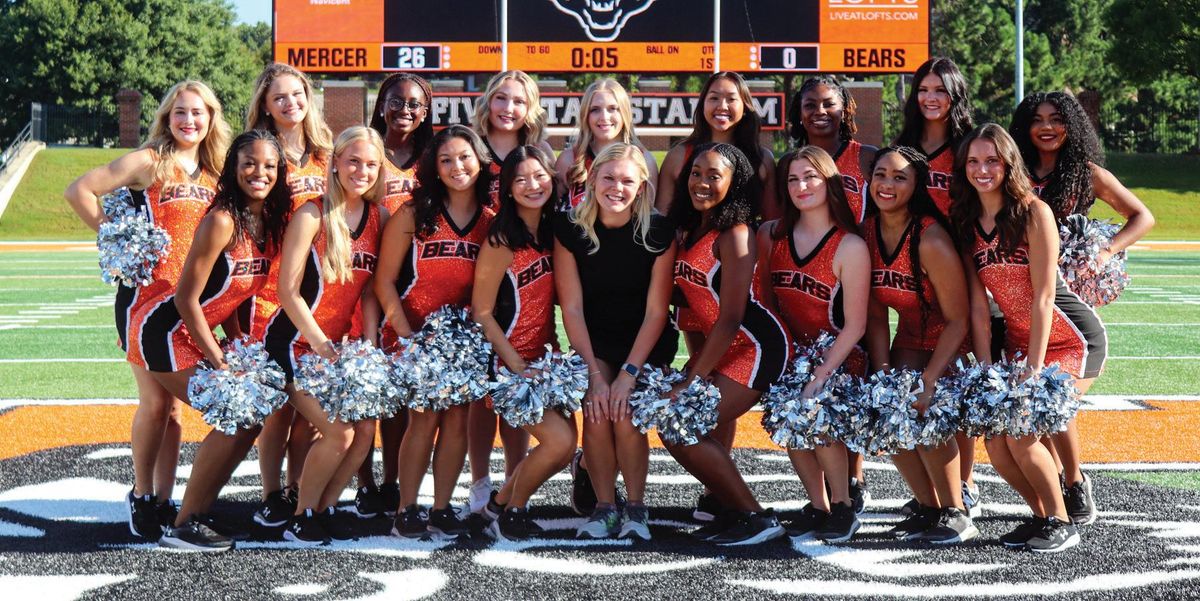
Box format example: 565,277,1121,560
668,142,757,234
788,76,858,147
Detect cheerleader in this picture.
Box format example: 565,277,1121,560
377,125,493,540
895,57,982,512
134,130,289,550
64,80,230,541
755,146,869,542
554,78,658,211
667,143,790,546
471,146,577,540
787,76,877,223
352,72,436,519
466,70,555,512
262,126,388,545
556,144,676,540
242,63,334,529
863,146,977,544
1011,91,1154,525
655,71,777,523
952,124,1105,553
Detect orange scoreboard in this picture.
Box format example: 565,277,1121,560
275,0,929,74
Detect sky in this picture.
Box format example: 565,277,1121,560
232,0,270,25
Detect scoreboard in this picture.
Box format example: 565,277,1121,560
275,0,929,74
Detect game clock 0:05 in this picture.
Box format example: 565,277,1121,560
570,47,618,69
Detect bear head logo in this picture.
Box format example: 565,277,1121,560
549,0,658,43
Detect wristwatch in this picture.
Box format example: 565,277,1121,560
621,362,640,378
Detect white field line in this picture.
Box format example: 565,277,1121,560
0,358,123,363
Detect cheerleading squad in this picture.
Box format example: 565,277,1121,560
63,56,1153,554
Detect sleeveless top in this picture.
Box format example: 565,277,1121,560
924,142,955,217
864,215,948,350
382,157,419,214
766,225,850,344
493,242,556,365
833,139,868,223
396,204,495,329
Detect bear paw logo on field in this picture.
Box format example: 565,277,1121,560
550,0,657,42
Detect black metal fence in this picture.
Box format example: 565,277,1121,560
32,103,120,147
1098,105,1199,155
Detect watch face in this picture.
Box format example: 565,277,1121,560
623,363,639,376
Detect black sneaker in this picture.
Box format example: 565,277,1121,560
1026,516,1080,553
253,489,295,527
1064,473,1097,526
159,516,233,552
898,497,920,517
887,504,939,541
320,507,357,541
353,485,386,519
380,482,401,517
284,509,330,546
392,504,428,539
482,490,506,521
155,500,179,531
784,503,830,537
849,477,870,515
569,450,597,516
427,506,469,540
126,489,162,540
693,492,723,522
920,507,980,545
999,517,1044,548
691,510,737,542
196,513,249,541
711,509,786,546
496,507,545,541
815,502,860,543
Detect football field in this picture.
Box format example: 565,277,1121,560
1,241,1200,599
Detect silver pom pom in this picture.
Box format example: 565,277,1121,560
393,306,492,412
959,361,1017,438
759,333,840,450
1058,215,1129,307
489,347,588,427
628,369,720,446
841,369,922,456
96,187,170,288
960,357,1080,438
296,339,400,422
917,363,969,447
186,337,288,435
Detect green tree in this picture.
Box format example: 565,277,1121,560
0,0,262,145
237,21,274,70
1106,0,1199,82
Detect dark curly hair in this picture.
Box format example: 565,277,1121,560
488,145,555,251
788,76,858,147
1010,91,1103,219
412,125,493,239
867,146,954,342
209,129,291,257
950,124,1036,254
895,57,974,150
668,142,757,234
368,73,435,170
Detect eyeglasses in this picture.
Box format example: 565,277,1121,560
386,98,426,112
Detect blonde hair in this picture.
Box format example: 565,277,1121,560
472,70,547,146
321,126,387,283
567,78,641,187
570,143,657,255
142,80,231,182
245,63,333,163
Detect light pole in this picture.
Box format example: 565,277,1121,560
1015,0,1024,105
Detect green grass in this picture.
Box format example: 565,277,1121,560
1093,154,1200,241
0,147,125,240
1105,470,1200,492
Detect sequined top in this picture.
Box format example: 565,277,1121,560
396,205,495,329
264,198,381,346
833,139,868,223
766,224,849,345
382,158,418,214
924,142,955,217
143,163,218,286
484,139,504,206
286,154,328,207
1030,170,1083,221
864,215,947,349
561,148,594,212
181,225,271,333
493,242,556,366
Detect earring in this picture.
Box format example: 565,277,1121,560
332,167,338,174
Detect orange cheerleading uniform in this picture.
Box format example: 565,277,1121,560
484,139,505,206
247,155,328,341
393,205,495,335
560,149,594,212
130,229,271,372
864,216,955,353
674,228,792,391
833,140,869,223
382,158,418,214
263,199,381,379
766,224,867,375
1030,170,1084,220
493,242,556,368
924,142,955,217
969,222,1107,378
121,164,217,359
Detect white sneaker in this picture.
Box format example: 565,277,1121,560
469,476,492,514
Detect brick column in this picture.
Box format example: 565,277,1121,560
844,81,883,147
116,89,142,148
321,81,366,138
636,80,675,151
1076,90,1101,133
